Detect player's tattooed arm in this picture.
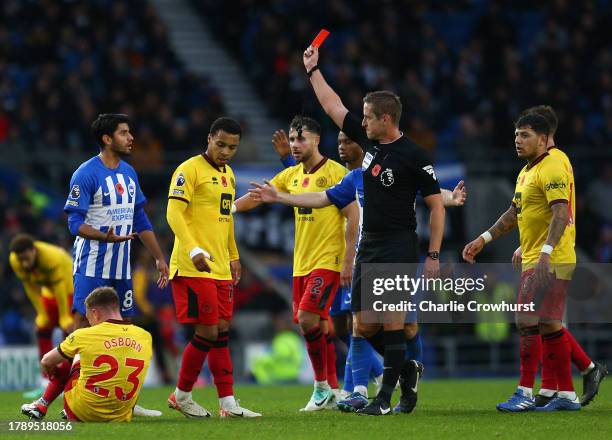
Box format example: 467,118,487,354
544,202,570,247
488,204,518,240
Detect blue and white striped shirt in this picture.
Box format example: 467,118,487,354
64,156,147,280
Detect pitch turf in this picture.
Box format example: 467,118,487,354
1,379,610,440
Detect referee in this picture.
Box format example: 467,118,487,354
303,45,445,415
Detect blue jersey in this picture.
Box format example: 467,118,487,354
325,168,364,247
64,156,146,280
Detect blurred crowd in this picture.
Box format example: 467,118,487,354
197,0,612,157
0,0,225,178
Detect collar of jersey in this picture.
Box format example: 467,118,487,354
105,319,130,325
303,156,328,174
526,151,549,170
201,153,226,173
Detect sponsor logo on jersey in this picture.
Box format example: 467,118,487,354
172,189,185,196
381,168,394,186
220,193,232,215
545,181,567,191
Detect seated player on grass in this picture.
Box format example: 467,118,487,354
39,287,152,422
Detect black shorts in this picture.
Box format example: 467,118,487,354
351,230,419,313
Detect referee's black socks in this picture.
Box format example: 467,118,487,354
378,329,406,404
365,328,385,356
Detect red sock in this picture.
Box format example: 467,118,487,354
42,360,71,403
177,335,213,392
208,331,234,398
540,334,557,391
519,326,541,389
326,334,339,389
37,329,53,378
564,328,592,372
304,326,327,382
542,330,574,392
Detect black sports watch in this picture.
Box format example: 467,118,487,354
427,251,440,260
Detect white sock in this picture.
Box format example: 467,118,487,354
353,385,368,397
538,388,556,397
518,386,533,399
581,362,595,376
315,380,329,390
175,388,191,402
219,395,236,409
557,391,577,401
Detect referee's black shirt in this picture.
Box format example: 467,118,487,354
342,112,441,233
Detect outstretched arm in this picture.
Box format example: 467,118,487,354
248,181,332,208
303,46,349,129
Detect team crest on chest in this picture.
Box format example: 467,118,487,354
316,176,327,187
381,168,394,186
302,177,310,187
128,182,136,198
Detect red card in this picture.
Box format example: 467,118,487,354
311,29,330,48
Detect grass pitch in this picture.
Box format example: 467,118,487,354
1,379,610,440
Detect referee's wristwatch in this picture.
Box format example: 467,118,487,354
427,251,440,260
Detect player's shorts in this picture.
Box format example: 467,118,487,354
351,231,418,313
73,273,134,317
292,269,340,323
38,295,74,330
329,286,351,317
518,268,569,321
172,276,234,325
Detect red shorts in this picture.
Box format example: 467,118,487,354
292,269,340,323
172,276,234,325
40,295,73,329
518,268,569,320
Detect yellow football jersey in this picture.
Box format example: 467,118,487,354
60,320,152,422
9,241,74,329
270,158,348,276
513,152,576,272
167,154,238,280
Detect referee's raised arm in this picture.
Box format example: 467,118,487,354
303,45,348,129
